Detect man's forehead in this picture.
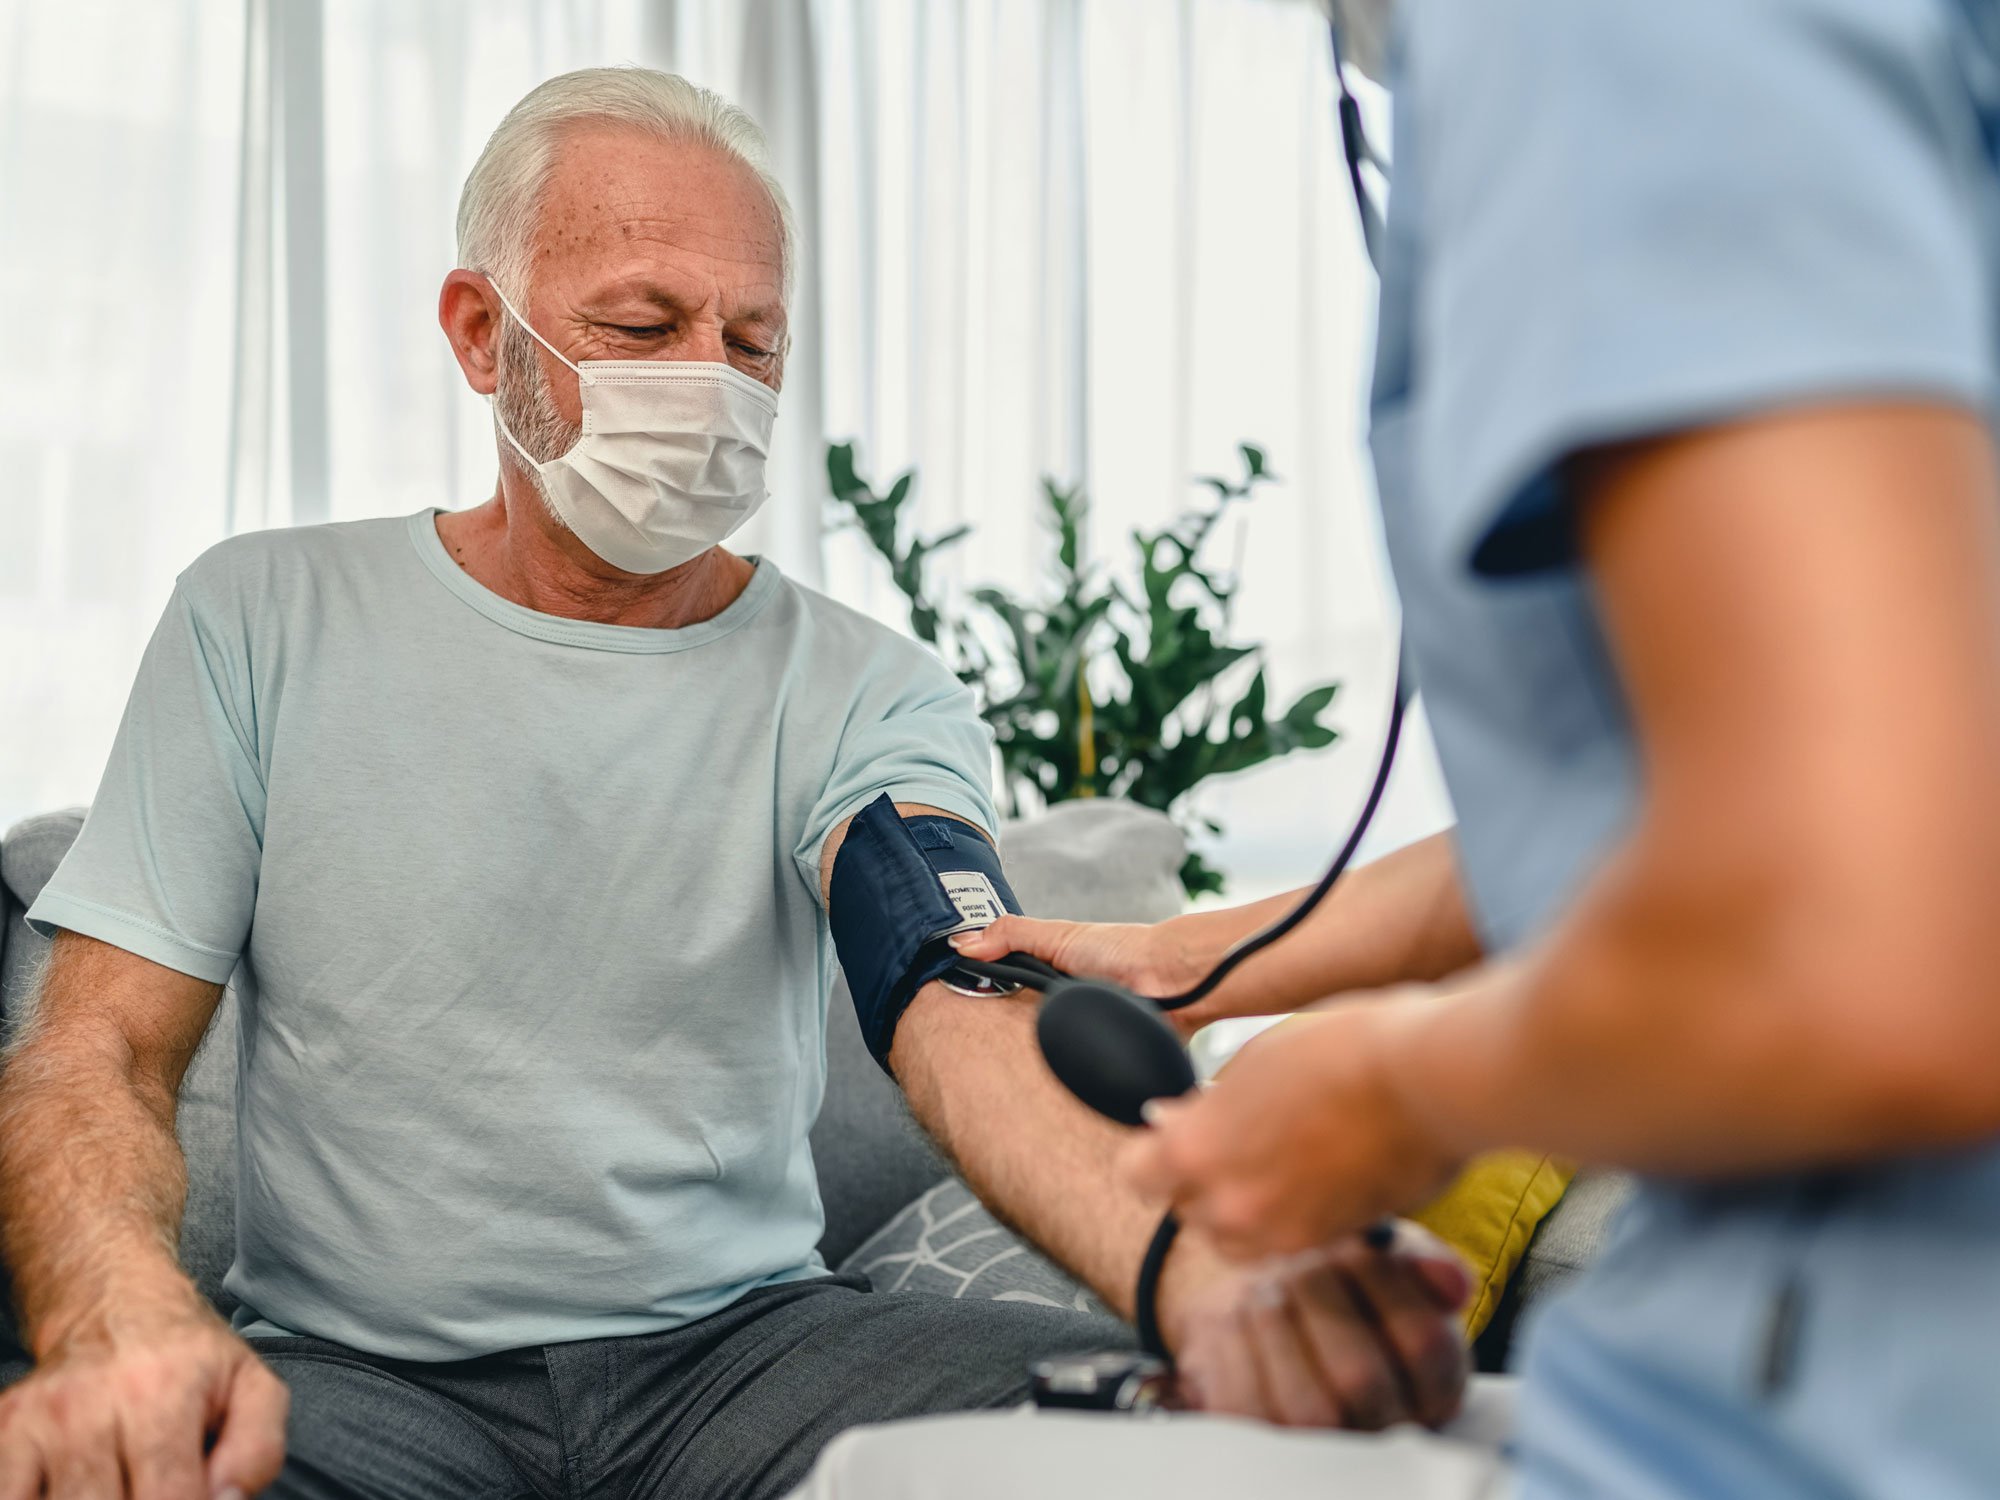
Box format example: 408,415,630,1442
531,123,785,302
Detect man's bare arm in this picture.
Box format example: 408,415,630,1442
815,801,1477,1416
0,930,287,1497
820,806,1473,1428
814,806,1214,1329
0,931,217,1350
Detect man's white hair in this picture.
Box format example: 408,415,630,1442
456,65,797,304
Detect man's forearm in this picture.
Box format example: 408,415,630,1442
890,983,1219,1338
0,952,212,1354
1168,831,1479,1022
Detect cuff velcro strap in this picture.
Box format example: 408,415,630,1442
829,793,1022,1072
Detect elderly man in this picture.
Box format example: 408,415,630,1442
0,68,1468,1499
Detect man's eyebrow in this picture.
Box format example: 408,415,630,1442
602,282,784,325
726,302,786,327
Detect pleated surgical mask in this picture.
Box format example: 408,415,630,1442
490,284,779,575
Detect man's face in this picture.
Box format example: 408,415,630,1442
496,124,789,464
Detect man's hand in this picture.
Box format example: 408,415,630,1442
1168,1224,1471,1430
0,1291,288,1499
1123,998,1467,1260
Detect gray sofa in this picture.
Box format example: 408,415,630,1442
0,798,1623,1389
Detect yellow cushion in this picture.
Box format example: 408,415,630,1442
1411,1151,1574,1339
1204,1017,1571,1341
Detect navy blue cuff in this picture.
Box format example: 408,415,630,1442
829,794,1022,1072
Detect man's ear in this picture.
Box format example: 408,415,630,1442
439,270,503,396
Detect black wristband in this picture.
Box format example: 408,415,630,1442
1134,1211,1181,1361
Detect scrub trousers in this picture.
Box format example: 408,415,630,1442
784,1373,1518,1499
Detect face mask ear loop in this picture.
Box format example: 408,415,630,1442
486,276,587,466
486,278,587,381
493,411,547,474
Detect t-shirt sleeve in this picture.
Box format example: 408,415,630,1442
793,649,1000,901
1408,0,1998,576
27,581,266,983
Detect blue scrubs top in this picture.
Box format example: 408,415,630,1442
1371,1,2000,1493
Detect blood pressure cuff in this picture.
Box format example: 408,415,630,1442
829,793,1023,1072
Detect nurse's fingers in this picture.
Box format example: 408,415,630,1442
947,915,1071,960
1118,1096,1208,1205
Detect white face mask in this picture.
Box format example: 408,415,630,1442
490,285,780,576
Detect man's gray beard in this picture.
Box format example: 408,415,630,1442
494,319,581,526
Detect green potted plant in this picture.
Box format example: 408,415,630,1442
827,441,1340,895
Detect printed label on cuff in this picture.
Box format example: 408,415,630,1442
941,871,1007,929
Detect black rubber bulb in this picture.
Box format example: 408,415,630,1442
1037,982,1197,1127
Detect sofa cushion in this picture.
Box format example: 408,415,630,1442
1513,1168,1635,1307
0,809,87,1043
849,1169,1641,1375
841,1178,1109,1315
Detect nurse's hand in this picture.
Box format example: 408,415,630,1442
1121,997,1466,1260
948,916,1216,1033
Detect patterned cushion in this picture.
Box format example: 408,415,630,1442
840,1178,1109,1315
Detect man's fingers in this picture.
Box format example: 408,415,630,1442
1176,1308,1264,1419
0,1409,46,1500
1284,1267,1409,1431
1240,1281,1342,1428
205,1359,289,1499
1337,1249,1469,1429
119,1377,209,1500
1387,1222,1474,1312
42,1389,121,1499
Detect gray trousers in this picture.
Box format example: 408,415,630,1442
252,1272,1126,1500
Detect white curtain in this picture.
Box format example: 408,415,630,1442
0,0,1448,892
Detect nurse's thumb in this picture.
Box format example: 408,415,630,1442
950,915,1063,960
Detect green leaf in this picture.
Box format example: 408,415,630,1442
826,441,862,499
1178,850,1227,898
824,436,1340,899
1282,683,1340,727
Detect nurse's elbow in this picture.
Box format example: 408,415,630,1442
1761,919,2000,1154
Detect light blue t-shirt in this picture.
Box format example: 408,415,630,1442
28,510,997,1361
1375,0,2000,1494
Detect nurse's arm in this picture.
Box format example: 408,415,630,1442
1386,401,2000,1172
951,828,1482,1037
